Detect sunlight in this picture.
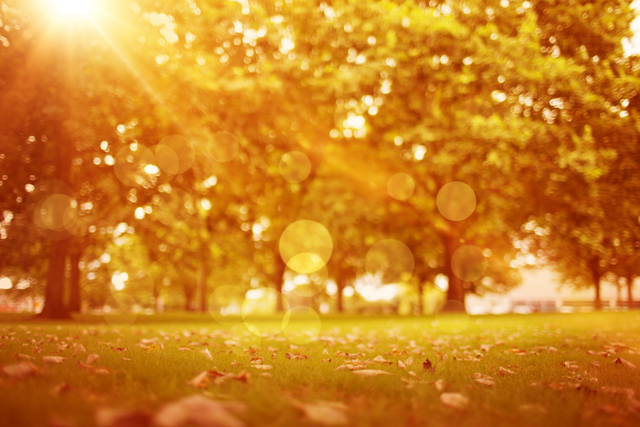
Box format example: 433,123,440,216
49,0,92,17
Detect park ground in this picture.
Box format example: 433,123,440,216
1,312,640,427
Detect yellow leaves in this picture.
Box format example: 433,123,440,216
291,400,349,426
285,352,308,360
352,369,392,378
1,362,41,379
440,393,469,410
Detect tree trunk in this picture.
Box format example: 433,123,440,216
588,257,602,310
183,286,195,311
627,274,634,310
336,277,346,313
38,238,71,319
274,257,287,312
68,249,81,312
417,279,424,315
197,260,208,313
440,230,465,311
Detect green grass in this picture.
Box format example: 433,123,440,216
1,312,640,427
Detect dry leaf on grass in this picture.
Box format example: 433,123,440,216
16,354,34,361
397,360,406,369
405,356,413,366
95,407,151,427
1,362,41,379
498,367,515,376
614,358,636,369
43,356,66,365
518,404,547,414
201,349,213,361
87,354,100,365
440,393,469,410
352,369,392,378
434,379,450,392
178,347,191,351
290,400,348,426
51,383,71,396
472,373,494,386
154,394,246,427
562,361,579,371
422,359,435,373
373,356,391,364
250,365,272,370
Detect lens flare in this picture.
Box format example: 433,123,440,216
436,182,476,221
279,151,311,183
387,173,415,200
365,239,414,284
279,220,333,274
451,245,487,282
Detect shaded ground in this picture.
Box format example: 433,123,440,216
1,312,640,427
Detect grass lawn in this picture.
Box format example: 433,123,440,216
1,311,640,427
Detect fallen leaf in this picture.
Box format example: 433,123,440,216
422,359,435,373
178,347,191,351
498,367,515,376
250,365,272,370
614,358,636,369
260,373,272,378
43,356,66,365
397,360,406,369
440,393,469,410
154,394,246,427
434,379,450,392
352,369,392,378
291,400,348,425
1,362,41,379
373,356,390,364
188,371,210,388
202,349,213,361
95,407,151,427
518,404,547,414
405,356,413,366
51,383,71,396
87,354,100,365
472,373,494,386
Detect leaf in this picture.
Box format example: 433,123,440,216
50,382,70,396
472,373,494,386
614,358,636,369
250,365,272,370
422,359,435,373
440,393,469,410
201,349,213,361
434,379,450,392
178,347,191,351
154,394,246,427
146,345,159,352
188,371,210,388
498,367,515,376
405,356,413,366
352,369,392,377
95,407,151,427
1,362,41,379
291,400,348,425
373,356,390,364
87,354,100,365
43,356,66,365
397,360,406,369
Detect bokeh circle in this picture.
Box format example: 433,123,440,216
279,220,333,274
279,151,311,183
241,288,290,336
365,239,414,284
387,173,415,201
436,182,476,221
451,245,487,282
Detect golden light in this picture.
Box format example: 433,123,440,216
49,0,92,17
